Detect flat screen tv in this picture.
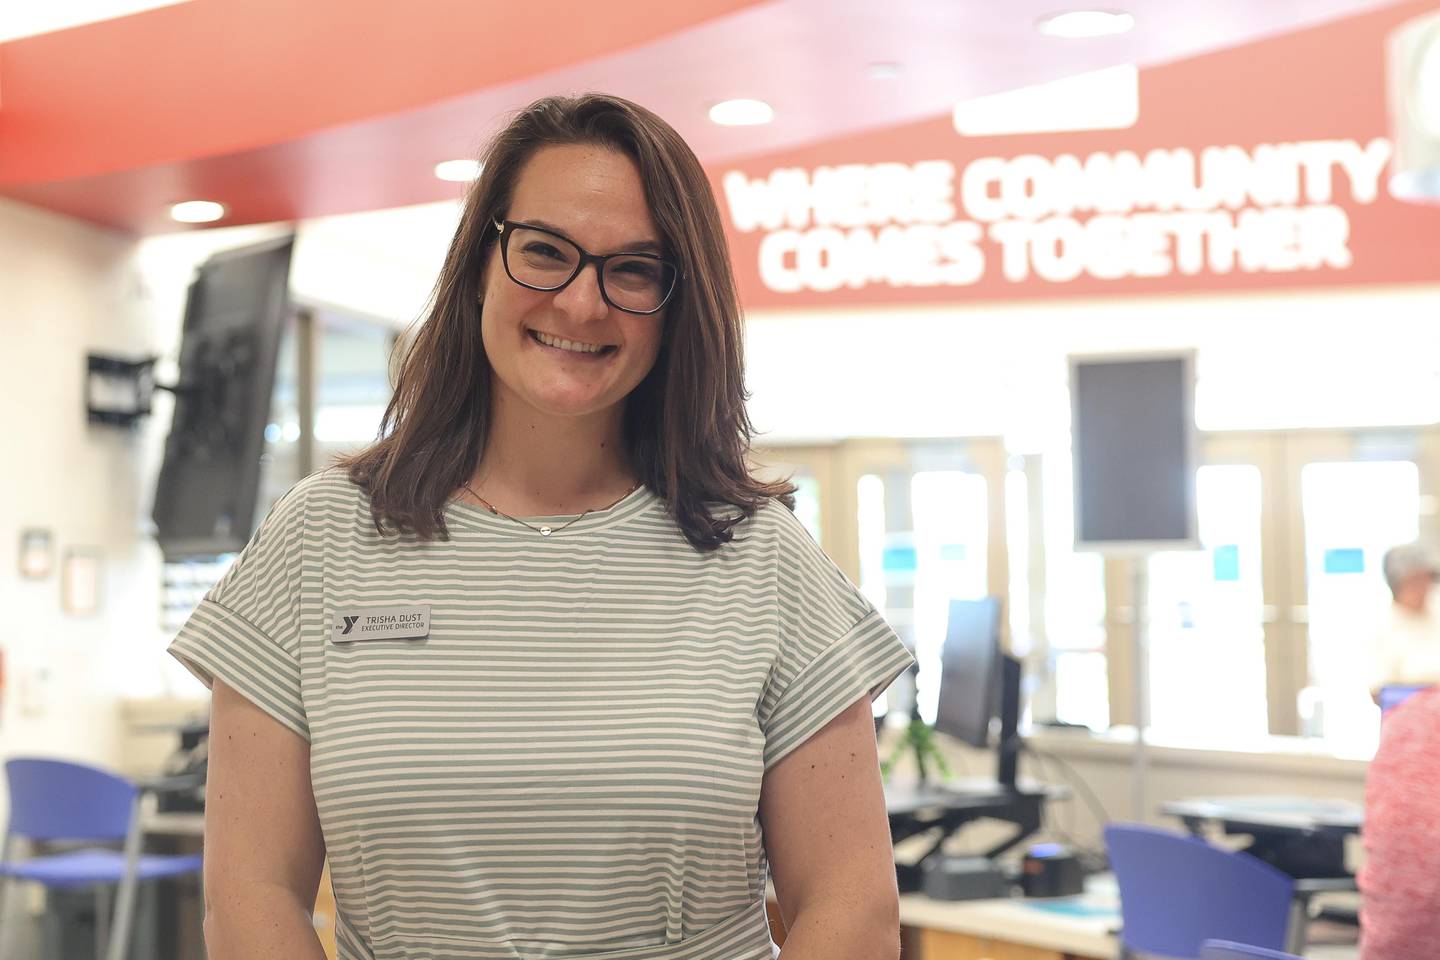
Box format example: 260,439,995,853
152,236,294,559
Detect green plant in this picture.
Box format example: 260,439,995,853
880,713,954,786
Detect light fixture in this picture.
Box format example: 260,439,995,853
1387,9,1440,201
434,159,483,182
0,0,197,43
169,200,225,223
1412,21,1440,138
1036,10,1134,39
709,99,774,126
953,64,1138,136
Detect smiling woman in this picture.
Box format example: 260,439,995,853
339,94,782,545
169,93,915,960
475,144,670,480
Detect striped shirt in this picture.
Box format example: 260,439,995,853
168,467,916,960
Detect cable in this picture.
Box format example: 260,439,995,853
1022,741,1112,831
1012,744,1111,880
1023,741,1084,851
1021,741,1113,871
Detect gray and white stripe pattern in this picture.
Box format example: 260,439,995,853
169,468,915,960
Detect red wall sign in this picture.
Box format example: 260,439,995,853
714,3,1440,308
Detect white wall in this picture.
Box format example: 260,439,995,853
744,285,1440,445
0,202,448,755
0,198,163,824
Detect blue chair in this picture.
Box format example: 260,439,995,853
1201,940,1303,960
1105,823,1295,959
0,758,204,960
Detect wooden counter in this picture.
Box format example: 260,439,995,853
767,881,1118,960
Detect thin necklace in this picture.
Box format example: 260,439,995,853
461,479,643,537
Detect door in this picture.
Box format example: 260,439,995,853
753,438,1009,724
1287,431,1430,754
1144,439,1271,742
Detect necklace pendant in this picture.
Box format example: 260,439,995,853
539,525,553,537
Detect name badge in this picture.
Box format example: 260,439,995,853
331,605,431,642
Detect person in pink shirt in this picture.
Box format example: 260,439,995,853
1359,686,1440,959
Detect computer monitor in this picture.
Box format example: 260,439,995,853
934,596,1022,790
935,597,1002,749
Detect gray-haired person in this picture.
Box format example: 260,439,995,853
1370,542,1440,700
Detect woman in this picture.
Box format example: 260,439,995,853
1369,542,1440,701
168,94,916,960
1359,687,1440,960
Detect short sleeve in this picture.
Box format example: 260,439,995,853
757,505,916,772
166,478,310,742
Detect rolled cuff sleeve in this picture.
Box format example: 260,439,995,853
760,606,915,773
168,597,309,742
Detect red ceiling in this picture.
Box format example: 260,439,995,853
0,0,1425,235
0,0,762,183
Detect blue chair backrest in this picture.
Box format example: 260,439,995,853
5,758,138,842
1105,823,1294,958
1201,939,1302,960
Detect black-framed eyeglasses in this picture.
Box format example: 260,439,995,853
493,219,680,316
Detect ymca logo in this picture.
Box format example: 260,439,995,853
330,605,430,643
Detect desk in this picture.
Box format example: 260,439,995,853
129,808,205,960
1165,796,1364,955
899,891,1116,960
1165,795,1361,885
142,811,204,836
1164,796,1363,842
138,809,340,960
767,876,1118,960
886,780,1066,894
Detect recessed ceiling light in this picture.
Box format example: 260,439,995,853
1036,10,1134,39
953,64,1139,136
169,200,225,224
709,99,774,126
868,62,903,80
434,159,483,182
0,0,197,44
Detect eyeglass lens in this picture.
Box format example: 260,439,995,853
505,225,676,314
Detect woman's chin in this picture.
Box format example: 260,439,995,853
524,390,624,421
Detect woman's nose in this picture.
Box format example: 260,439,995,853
551,262,609,320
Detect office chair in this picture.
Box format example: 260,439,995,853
1200,940,1303,959
1105,823,1295,959
0,758,204,960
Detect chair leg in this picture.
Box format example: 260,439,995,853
1286,892,1311,956
104,803,144,960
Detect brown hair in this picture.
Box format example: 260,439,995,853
336,93,795,552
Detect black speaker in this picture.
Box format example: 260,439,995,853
1070,352,1199,552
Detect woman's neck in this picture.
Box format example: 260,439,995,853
466,397,637,516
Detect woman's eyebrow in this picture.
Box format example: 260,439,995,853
519,218,663,254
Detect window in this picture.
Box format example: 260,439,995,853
859,464,989,727
1147,465,1268,743
1300,460,1420,755
1043,450,1108,730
